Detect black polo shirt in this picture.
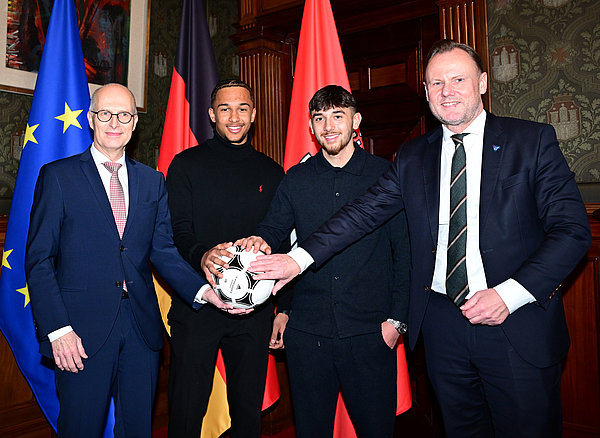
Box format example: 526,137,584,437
256,145,409,338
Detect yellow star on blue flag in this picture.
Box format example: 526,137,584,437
2,249,12,269
16,285,30,308
55,103,84,133
23,124,40,148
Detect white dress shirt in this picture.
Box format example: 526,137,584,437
431,112,487,297
432,111,535,311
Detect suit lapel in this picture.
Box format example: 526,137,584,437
480,113,506,230
123,156,138,240
79,148,121,238
422,128,443,244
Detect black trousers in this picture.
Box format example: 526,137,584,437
284,327,397,438
168,303,272,438
422,291,563,438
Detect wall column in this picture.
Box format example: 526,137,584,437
436,0,491,109
233,24,293,165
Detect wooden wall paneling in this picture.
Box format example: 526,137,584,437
437,0,490,66
562,248,600,437
332,0,438,35
560,207,600,438
0,335,56,437
438,0,477,47
240,49,286,165
239,0,259,30
436,0,491,110
261,0,301,13
340,13,439,161
233,24,293,166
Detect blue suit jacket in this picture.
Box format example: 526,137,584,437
26,147,206,358
303,113,591,368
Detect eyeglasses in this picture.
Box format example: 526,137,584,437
90,110,136,124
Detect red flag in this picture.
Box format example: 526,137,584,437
283,0,359,171
156,0,279,435
284,0,412,435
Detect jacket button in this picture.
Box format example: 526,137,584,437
432,248,436,254
115,281,122,287
424,286,430,291
120,245,125,252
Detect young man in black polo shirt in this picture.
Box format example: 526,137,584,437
238,85,410,437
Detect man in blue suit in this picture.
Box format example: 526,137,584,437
25,83,244,438
251,40,592,437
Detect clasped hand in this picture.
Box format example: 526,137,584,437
460,288,509,325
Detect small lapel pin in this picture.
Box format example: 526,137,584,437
492,144,501,152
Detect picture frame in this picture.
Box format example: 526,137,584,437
0,0,151,112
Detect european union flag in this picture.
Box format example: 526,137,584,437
0,0,113,434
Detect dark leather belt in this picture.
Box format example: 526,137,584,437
121,290,129,299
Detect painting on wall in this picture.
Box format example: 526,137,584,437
0,0,150,111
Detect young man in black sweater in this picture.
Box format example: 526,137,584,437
166,80,286,438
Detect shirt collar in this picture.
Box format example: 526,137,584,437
314,143,366,176
441,110,487,143
90,144,127,168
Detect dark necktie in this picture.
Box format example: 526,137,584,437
102,162,126,238
446,133,469,306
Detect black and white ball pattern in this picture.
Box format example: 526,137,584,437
212,245,275,309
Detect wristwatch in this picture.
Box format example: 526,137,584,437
386,318,408,335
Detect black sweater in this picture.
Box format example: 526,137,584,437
166,133,284,275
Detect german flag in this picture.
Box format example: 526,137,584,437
157,0,218,174
155,1,279,436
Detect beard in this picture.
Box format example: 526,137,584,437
318,130,354,156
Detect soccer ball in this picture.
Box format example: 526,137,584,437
212,245,275,309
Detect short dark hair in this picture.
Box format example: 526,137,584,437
210,79,254,107
425,39,484,74
309,85,357,114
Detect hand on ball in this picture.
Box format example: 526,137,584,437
201,242,234,286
